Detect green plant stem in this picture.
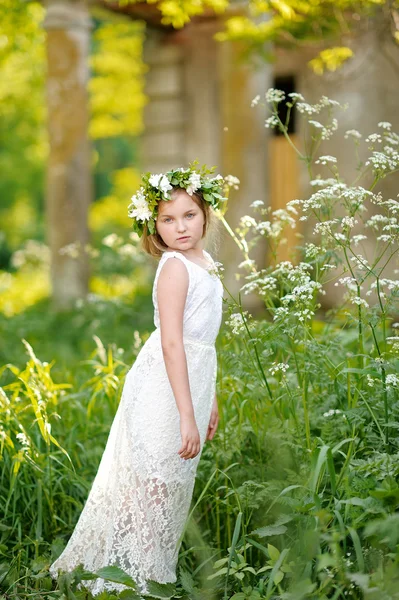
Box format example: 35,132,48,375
369,324,389,446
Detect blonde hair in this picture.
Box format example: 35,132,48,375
140,187,221,259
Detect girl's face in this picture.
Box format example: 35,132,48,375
155,189,206,251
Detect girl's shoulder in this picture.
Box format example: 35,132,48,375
152,251,194,307
155,250,192,280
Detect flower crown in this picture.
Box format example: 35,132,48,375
128,161,229,237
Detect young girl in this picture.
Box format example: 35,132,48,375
49,165,225,597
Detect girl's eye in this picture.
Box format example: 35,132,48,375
163,213,195,223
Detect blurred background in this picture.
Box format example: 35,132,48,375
1,0,399,368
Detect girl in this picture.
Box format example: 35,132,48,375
49,165,225,597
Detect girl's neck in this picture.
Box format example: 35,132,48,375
166,246,205,260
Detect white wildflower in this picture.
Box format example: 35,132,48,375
304,243,323,259
351,234,367,246
240,215,257,229
334,277,358,292
341,216,358,229
58,242,81,258
251,94,260,107
225,175,240,190
265,88,285,103
225,312,249,335
351,296,369,308
344,129,362,140
365,150,399,172
288,92,305,102
16,432,30,447
309,177,338,187
387,337,399,352
323,409,343,418
118,244,136,257
365,133,382,144
238,259,256,270
315,155,337,165
102,233,122,248
272,208,296,228
378,121,392,131
269,362,289,376
265,116,279,128
320,96,343,108
296,102,320,115
309,120,324,129
250,200,265,208
386,374,399,389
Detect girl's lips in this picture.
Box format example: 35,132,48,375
177,236,190,240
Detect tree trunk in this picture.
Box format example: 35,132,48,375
43,0,92,311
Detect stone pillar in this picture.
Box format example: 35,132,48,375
43,0,92,311
141,30,187,173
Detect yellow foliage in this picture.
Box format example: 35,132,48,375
0,268,50,317
215,15,279,42
89,168,141,232
308,46,354,74
116,0,228,28
90,274,137,299
218,0,391,72
89,20,148,139
90,195,131,231
0,197,39,246
270,0,297,20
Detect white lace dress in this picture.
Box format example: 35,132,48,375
49,249,224,597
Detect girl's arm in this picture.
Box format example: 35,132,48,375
157,257,200,460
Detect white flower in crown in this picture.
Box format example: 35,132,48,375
128,187,152,221
149,174,173,196
186,172,202,196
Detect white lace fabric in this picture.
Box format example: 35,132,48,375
49,250,224,597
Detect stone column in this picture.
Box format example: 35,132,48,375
43,0,92,311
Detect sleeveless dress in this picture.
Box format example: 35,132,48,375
49,249,224,597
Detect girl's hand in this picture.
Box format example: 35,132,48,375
178,414,200,460
206,395,219,441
